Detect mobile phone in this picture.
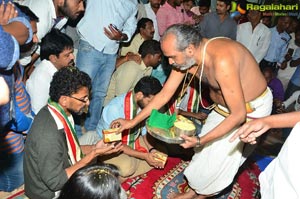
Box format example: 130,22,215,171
110,24,120,32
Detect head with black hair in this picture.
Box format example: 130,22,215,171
138,40,162,67
58,164,121,199
137,18,155,40
161,24,201,70
295,27,300,46
40,29,74,69
198,0,210,8
276,16,292,33
198,0,210,15
133,76,162,109
49,67,91,115
287,17,299,34
57,0,84,20
216,0,231,15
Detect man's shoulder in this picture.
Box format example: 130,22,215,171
257,23,271,33
32,106,52,123
103,94,126,113
119,60,141,71
28,107,57,136
205,12,217,18
238,22,250,28
27,60,56,83
157,3,170,13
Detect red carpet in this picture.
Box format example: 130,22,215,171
122,158,261,199
4,158,261,199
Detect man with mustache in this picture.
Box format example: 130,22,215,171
112,24,273,199
105,40,162,106
198,0,237,40
145,0,161,41
117,18,155,68
24,67,122,199
121,18,155,56
26,29,75,114
21,0,84,66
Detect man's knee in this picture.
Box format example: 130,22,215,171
79,131,100,145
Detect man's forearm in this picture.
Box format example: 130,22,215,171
263,112,300,129
122,145,147,160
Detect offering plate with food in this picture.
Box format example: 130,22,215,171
147,114,196,144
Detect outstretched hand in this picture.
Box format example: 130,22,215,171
110,118,135,133
94,140,123,156
229,120,270,144
180,135,198,149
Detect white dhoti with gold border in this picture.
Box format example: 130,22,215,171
184,87,273,195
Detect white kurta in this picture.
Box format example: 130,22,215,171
237,22,271,63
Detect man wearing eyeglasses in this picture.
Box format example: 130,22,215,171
26,29,75,115
23,67,122,199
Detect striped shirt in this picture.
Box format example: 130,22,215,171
0,65,33,155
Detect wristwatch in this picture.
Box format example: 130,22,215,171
195,136,201,147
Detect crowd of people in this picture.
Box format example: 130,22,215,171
0,0,299,198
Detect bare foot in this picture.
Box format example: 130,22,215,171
167,189,197,199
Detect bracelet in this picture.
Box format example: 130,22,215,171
148,147,155,153
195,136,201,147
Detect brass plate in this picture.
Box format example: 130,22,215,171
146,124,184,144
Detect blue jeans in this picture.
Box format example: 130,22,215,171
0,151,24,192
76,39,117,131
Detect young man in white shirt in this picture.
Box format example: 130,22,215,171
26,29,75,114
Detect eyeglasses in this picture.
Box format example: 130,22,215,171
69,95,90,103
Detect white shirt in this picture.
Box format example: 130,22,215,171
144,3,160,41
77,0,137,54
259,122,300,199
26,59,58,114
237,22,271,63
277,33,297,90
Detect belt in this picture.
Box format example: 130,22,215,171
214,88,269,117
262,59,277,67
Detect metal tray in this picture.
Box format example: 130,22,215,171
146,124,184,144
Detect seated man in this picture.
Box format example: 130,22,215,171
26,28,75,114
116,17,155,68
80,76,165,179
104,40,162,105
24,67,121,199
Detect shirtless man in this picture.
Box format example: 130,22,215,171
112,24,273,199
